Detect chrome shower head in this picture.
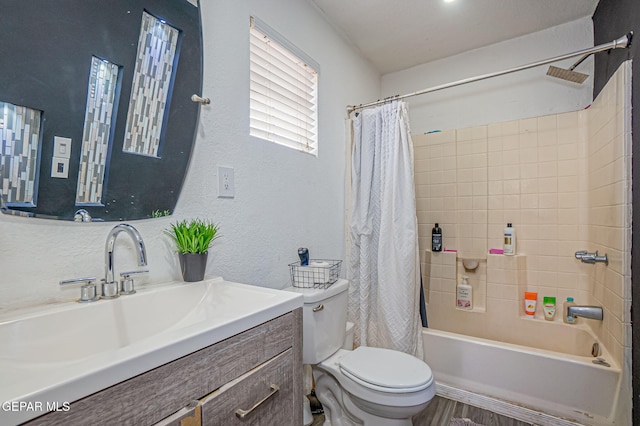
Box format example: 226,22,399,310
546,65,589,84
546,32,633,84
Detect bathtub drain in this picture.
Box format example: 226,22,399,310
591,342,600,357
592,357,611,367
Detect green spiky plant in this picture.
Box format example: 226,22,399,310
166,219,220,254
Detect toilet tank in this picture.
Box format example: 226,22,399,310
284,279,349,364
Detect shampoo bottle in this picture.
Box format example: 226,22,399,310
456,276,473,310
432,223,442,252
563,297,577,324
503,223,516,255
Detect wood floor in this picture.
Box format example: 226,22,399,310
413,396,533,425
311,395,534,426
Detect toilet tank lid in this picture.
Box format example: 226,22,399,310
282,279,349,304
339,346,433,391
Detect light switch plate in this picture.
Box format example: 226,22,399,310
217,166,235,198
53,136,72,159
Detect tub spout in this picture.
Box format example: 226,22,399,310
567,305,603,321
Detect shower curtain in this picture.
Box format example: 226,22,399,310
348,101,423,358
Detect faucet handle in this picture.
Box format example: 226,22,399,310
594,251,609,265
119,269,149,295
59,277,99,303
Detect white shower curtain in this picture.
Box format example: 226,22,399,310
348,101,423,358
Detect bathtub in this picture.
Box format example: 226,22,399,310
422,326,621,426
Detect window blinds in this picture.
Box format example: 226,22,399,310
250,17,319,155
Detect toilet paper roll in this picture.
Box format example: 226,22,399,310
295,265,328,285
309,261,330,284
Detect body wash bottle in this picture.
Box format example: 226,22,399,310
543,296,556,321
504,223,516,255
524,292,537,317
457,276,473,310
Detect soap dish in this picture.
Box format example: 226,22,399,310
462,259,479,271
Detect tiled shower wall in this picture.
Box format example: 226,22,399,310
414,62,631,366
583,63,632,367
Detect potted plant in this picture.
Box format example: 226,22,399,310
166,218,220,282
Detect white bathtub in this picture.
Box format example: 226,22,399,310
422,327,621,426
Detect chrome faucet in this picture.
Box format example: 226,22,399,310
575,250,608,265
104,224,148,298
567,305,603,321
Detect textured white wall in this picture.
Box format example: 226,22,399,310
0,0,380,311
381,18,595,134
0,10,598,313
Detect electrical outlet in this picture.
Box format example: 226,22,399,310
51,157,69,178
217,166,235,198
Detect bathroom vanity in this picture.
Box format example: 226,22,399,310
0,278,303,426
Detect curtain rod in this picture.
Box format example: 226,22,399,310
346,32,632,115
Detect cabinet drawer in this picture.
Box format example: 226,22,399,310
201,349,294,426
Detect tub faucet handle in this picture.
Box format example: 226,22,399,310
575,250,588,259
593,251,609,265
575,250,608,265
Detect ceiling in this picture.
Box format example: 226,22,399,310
309,0,600,75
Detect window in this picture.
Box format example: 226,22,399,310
249,17,319,155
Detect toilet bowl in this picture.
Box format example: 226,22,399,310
285,279,435,425
317,347,435,425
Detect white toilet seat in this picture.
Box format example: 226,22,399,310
318,348,436,410
339,346,433,393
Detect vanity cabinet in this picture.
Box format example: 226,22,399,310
25,309,302,426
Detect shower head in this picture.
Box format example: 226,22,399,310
546,65,590,84
547,52,592,84
547,32,633,84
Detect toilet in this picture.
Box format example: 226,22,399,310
286,279,435,425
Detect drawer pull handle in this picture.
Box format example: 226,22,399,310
312,304,324,312
235,384,280,419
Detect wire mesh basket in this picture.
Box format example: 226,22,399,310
289,259,342,289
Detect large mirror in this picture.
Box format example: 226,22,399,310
0,0,202,221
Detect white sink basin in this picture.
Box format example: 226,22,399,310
0,280,208,363
0,277,302,424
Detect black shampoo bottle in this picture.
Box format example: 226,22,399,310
432,223,442,252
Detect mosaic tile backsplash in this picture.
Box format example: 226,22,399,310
123,12,179,158
76,57,120,205
0,102,42,206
